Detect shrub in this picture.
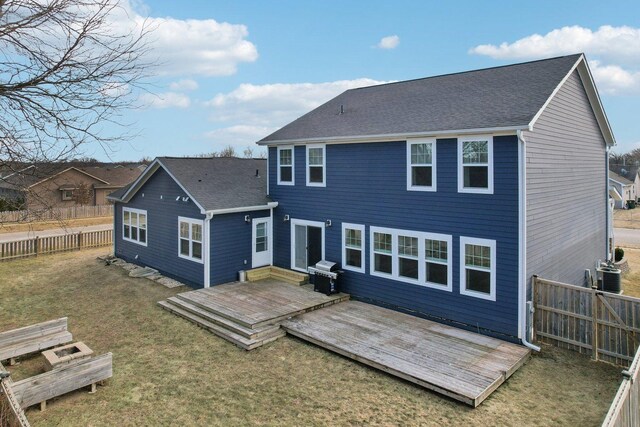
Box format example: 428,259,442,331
615,247,625,262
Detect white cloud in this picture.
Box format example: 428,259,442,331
205,78,388,126
469,25,640,94
169,79,199,91
140,91,191,109
377,35,400,50
202,78,390,148
111,1,258,77
203,125,276,148
469,25,640,63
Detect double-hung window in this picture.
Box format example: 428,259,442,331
425,238,449,287
178,217,203,263
277,146,294,185
342,223,365,273
372,230,393,275
460,237,496,301
370,227,452,291
407,139,436,191
122,207,147,245
306,144,325,186
458,136,493,194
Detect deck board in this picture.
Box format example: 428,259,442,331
281,301,530,407
175,279,349,328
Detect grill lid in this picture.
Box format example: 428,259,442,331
314,260,337,272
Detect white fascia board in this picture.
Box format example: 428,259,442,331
207,202,279,216
257,125,527,146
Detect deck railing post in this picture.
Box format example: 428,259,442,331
77,231,83,250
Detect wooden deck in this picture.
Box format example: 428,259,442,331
281,301,530,407
176,279,349,328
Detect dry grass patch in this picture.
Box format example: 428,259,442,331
0,216,111,234
614,208,640,229
0,250,623,426
621,246,640,298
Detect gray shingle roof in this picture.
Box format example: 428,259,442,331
610,164,639,182
259,54,582,144
109,157,271,212
609,170,634,186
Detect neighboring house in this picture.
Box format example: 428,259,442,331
0,163,144,209
610,163,640,202
107,157,276,287
111,53,614,345
608,171,635,209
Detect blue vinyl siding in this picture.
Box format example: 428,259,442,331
269,136,520,338
114,167,205,287
210,210,270,286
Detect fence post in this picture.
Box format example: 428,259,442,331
34,237,39,257
77,231,83,250
532,275,538,343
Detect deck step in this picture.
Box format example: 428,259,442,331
164,297,280,339
158,300,285,350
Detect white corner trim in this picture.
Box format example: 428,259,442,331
459,236,496,301
406,138,437,192
457,135,494,194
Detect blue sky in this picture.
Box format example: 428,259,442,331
94,0,640,161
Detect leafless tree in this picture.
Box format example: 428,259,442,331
243,146,254,159
218,145,236,158
0,0,151,219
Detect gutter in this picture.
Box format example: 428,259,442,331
606,146,611,261
517,130,541,352
257,125,528,146
206,202,278,216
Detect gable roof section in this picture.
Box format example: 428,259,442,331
108,157,274,214
610,163,639,182
609,170,634,186
257,54,614,146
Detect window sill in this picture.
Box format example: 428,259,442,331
343,265,365,274
178,254,204,264
460,288,496,301
458,187,493,195
277,181,295,186
122,237,147,247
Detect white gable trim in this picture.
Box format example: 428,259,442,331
106,159,207,214
529,54,615,147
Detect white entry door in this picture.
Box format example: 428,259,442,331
252,218,272,268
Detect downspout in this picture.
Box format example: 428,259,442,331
203,212,213,288
518,130,541,352
605,146,611,261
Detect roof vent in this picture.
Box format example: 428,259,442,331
339,104,344,115
255,169,260,178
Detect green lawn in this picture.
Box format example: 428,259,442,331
0,249,623,426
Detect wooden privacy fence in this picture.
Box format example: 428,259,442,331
533,276,640,366
0,205,113,223
0,229,112,261
602,346,640,427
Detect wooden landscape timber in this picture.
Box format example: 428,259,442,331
11,353,113,411
245,266,309,285
0,318,72,364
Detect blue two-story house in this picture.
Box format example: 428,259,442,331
110,54,614,345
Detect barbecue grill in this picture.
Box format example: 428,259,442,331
308,260,341,295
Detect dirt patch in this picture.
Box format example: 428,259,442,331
0,249,623,426
614,208,640,229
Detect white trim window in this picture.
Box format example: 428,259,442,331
407,139,436,191
458,135,493,194
277,146,294,185
178,217,204,263
61,189,74,201
425,237,452,290
460,236,496,301
306,144,326,186
342,223,365,273
122,207,147,246
370,226,452,290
